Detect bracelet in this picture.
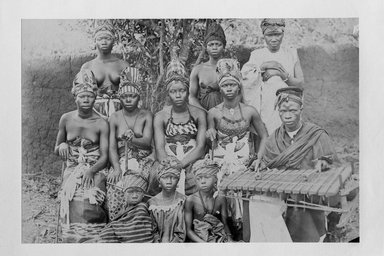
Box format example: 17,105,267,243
283,73,290,82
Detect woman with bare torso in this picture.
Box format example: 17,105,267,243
81,23,130,118
54,69,109,242
189,23,227,111
106,67,155,221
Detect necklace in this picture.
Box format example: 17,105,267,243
223,104,239,116
121,109,139,130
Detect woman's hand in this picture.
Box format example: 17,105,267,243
206,128,217,142
107,169,122,184
58,142,69,160
82,169,95,189
122,129,134,142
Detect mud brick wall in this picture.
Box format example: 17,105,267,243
22,45,358,175
298,45,359,141
22,54,94,174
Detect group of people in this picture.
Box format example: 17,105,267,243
54,19,338,243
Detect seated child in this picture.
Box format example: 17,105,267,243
184,159,234,242
98,169,159,243
148,156,187,243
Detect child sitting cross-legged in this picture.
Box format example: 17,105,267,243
184,159,234,242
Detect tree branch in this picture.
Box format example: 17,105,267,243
178,19,196,65
150,19,166,112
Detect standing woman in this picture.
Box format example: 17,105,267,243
81,22,130,118
241,18,304,135
189,23,227,111
154,58,207,196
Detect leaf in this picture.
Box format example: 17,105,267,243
40,228,48,237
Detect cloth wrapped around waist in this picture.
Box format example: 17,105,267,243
165,137,197,195
98,203,156,243
199,85,223,111
60,163,107,225
94,95,122,118
193,214,228,243
60,140,107,225
213,131,250,177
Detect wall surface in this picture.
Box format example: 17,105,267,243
22,45,358,174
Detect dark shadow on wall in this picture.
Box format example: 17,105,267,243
21,45,358,175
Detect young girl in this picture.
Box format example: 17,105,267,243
148,156,187,243
184,159,233,242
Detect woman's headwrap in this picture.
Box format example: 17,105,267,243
216,59,242,87
165,58,189,90
122,168,150,192
260,18,286,34
157,156,182,179
71,69,98,96
93,22,115,40
204,23,227,47
118,66,142,97
274,86,304,110
192,159,220,177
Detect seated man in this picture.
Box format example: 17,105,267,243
184,159,233,242
54,69,109,243
260,86,338,242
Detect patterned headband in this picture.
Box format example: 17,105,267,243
192,159,220,177
165,59,189,90
121,168,150,192
118,67,142,97
93,22,115,39
216,58,242,87
274,93,303,110
157,156,182,179
71,69,98,96
261,18,286,34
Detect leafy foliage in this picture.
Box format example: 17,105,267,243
77,19,219,112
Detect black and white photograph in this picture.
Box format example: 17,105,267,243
1,0,384,255
21,17,359,243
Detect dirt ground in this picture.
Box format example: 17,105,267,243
21,139,359,244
